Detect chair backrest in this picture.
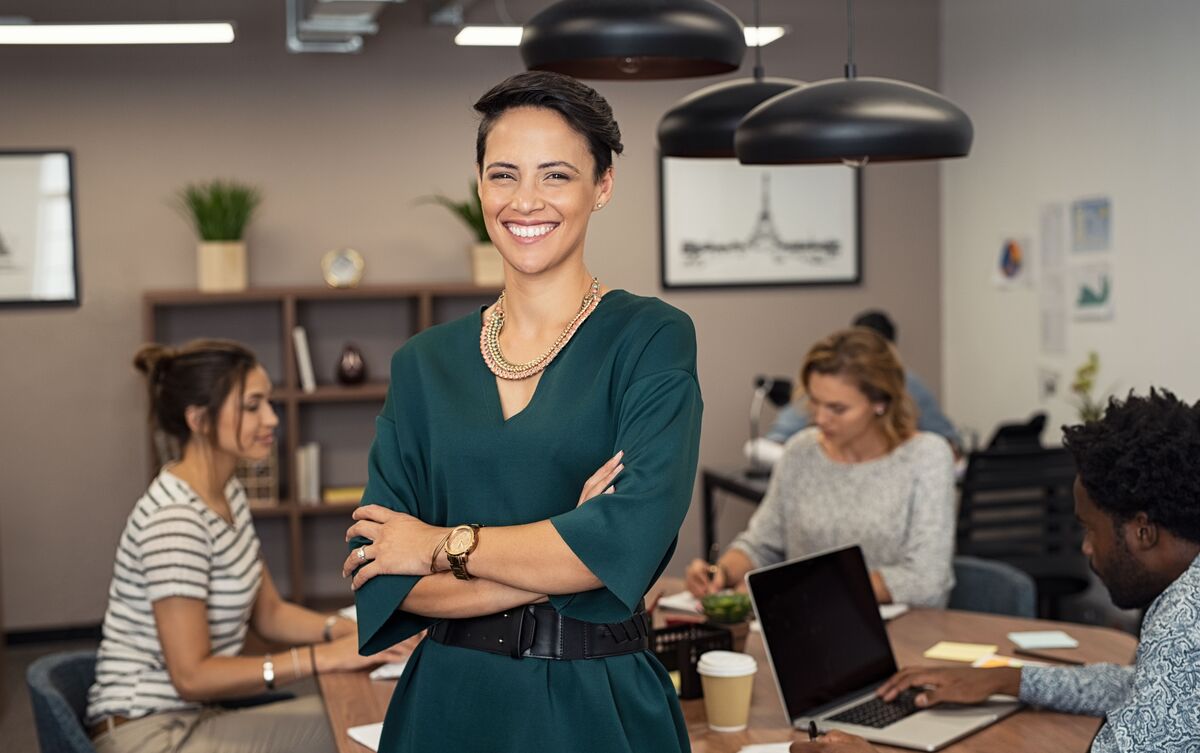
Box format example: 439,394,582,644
949,555,1037,618
986,412,1047,450
957,446,1088,586
26,650,98,753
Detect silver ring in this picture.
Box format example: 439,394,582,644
356,546,367,562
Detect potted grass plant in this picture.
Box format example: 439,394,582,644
176,179,262,292
419,180,504,286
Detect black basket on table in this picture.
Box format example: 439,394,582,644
651,623,733,699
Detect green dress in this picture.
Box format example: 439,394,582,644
353,290,703,752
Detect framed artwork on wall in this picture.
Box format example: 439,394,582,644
0,149,80,308
659,156,861,290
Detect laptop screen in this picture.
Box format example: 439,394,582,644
747,546,898,719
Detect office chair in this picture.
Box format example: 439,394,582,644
957,447,1089,619
985,412,1047,450
949,555,1037,618
27,650,98,753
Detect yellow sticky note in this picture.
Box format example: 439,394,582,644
923,641,998,663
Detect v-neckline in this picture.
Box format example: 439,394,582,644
479,290,623,426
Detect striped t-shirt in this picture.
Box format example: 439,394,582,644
85,469,264,724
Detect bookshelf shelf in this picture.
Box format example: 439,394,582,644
294,383,389,403
144,282,498,603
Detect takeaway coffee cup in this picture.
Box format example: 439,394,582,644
697,650,758,732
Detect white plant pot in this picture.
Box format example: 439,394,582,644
197,241,248,292
470,241,505,286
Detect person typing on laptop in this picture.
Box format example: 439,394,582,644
792,389,1200,753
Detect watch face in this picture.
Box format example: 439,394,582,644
447,527,474,555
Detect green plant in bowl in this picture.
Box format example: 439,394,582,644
701,591,752,624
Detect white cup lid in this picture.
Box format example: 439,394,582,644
697,650,757,678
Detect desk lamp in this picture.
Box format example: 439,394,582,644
748,375,794,477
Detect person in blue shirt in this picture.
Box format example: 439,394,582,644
766,310,961,449
792,388,1200,753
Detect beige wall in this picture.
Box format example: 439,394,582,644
0,0,942,629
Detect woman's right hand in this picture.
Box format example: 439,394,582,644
577,451,624,507
314,631,423,673
685,558,726,598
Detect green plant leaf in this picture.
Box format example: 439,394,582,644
415,179,490,243
174,179,262,241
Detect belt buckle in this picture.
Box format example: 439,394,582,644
507,606,537,659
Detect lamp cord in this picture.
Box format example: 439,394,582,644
845,0,857,78
752,0,764,81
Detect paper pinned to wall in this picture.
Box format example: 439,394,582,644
1070,262,1115,321
1038,203,1068,354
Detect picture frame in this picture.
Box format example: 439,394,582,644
0,149,81,308
659,156,861,290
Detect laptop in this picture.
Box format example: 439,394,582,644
745,545,1020,752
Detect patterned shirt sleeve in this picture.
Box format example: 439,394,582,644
1019,664,1134,717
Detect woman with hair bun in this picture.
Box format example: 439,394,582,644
85,339,414,753
687,328,956,607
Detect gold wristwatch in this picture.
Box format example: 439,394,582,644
444,524,481,580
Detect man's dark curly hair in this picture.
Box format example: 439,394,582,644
1062,388,1200,543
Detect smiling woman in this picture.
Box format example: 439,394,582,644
346,72,704,753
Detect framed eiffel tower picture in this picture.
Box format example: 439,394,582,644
658,157,861,289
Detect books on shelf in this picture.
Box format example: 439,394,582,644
323,486,366,505
295,442,321,505
292,325,317,394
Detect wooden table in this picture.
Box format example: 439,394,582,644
319,609,1135,753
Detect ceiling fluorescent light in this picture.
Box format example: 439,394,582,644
0,23,236,45
744,26,785,47
454,26,523,47
454,25,784,49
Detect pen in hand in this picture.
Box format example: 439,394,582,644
706,543,722,593
808,720,819,741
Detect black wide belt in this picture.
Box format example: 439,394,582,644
427,602,651,660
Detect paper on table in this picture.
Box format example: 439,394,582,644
971,653,1048,669
658,591,702,613
347,722,383,751
369,661,408,681
923,641,998,663
738,744,792,753
659,591,908,621
1008,630,1079,650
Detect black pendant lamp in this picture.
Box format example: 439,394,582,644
735,0,973,165
658,0,803,157
520,0,746,81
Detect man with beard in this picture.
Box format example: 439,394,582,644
792,389,1200,753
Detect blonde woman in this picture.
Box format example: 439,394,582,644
687,328,955,607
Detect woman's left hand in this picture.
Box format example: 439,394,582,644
342,505,447,589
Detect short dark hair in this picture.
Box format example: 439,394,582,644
1062,388,1200,543
134,339,258,453
473,71,623,181
852,310,896,343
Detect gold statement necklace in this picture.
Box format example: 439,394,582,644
481,277,602,381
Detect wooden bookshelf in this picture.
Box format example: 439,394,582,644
143,283,498,604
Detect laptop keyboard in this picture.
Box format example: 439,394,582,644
827,689,920,729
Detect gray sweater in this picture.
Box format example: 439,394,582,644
731,428,956,607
